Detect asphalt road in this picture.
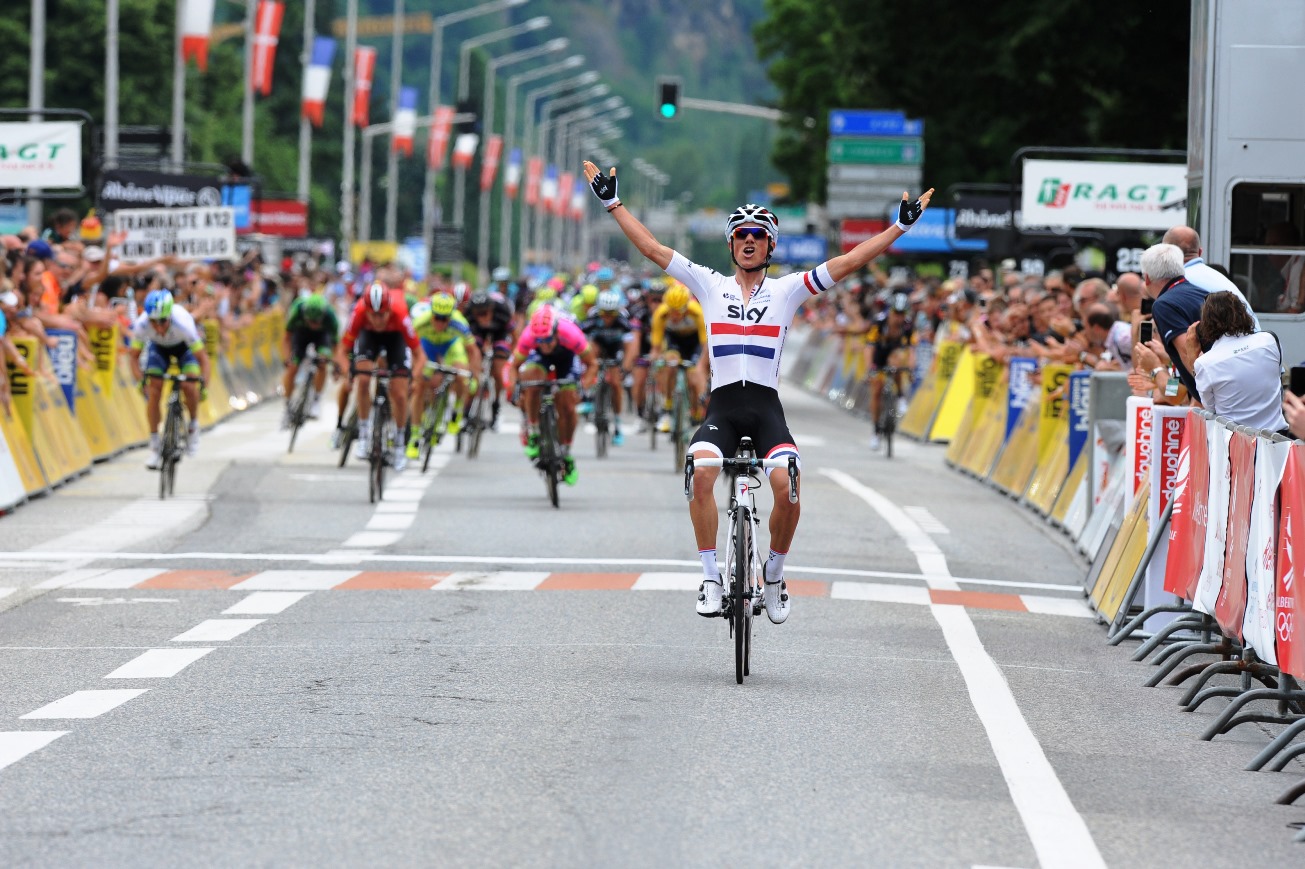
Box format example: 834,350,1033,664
0,378,1302,867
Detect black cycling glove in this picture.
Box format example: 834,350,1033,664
895,194,926,231
590,168,620,209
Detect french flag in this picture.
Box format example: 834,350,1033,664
569,177,586,220
352,47,376,126
300,36,335,127
250,0,284,97
504,149,523,199
452,133,479,170
181,0,216,72
539,165,558,213
392,87,419,156
524,157,543,206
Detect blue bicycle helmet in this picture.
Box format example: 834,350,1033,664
144,289,175,321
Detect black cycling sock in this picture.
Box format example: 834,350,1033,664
403,423,411,443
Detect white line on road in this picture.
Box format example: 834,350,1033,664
342,531,403,547
231,571,357,591
903,505,950,534
373,501,421,513
632,573,705,591
104,648,215,679
433,571,550,591
289,473,367,482
830,581,930,605
171,619,265,642
0,588,14,599
0,732,69,771
366,513,417,531
21,689,149,719
63,568,167,589
223,592,311,615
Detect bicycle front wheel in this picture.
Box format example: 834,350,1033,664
159,400,182,500
672,386,689,473
466,387,485,459
370,403,389,503
733,504,751,685
594,381,610,459
540,405,560,508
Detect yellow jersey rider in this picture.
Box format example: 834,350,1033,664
649,284,708,432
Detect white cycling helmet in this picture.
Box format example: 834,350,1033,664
725,203,780,245
596,289,622,312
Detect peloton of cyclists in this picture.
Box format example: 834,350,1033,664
578,289,640,446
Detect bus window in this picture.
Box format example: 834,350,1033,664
1229,182,1305,314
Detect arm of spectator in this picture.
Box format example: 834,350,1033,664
1173,322,1201,374
1284,392,1305,440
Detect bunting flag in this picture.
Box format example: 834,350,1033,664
300,36,336,127
554,172,574,216
569,177,587,220
451,133,479,170
352,47,377,126
524,157,543,206
181,0,216,71
539,165,559,213
392,87,419,156
504,149,523,199
251,0,284,96
479,136,504,191
426,106,455,169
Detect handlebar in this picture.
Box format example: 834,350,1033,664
517,377,578,389
145,373,205,383
425,363,467,378
350,365,409,380
684,454,799,504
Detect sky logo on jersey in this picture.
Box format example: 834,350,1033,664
724,304,769,322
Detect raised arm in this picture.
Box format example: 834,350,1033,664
582,161,674,271
824,189,934,284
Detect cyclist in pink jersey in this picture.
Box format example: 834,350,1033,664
584,158,932,623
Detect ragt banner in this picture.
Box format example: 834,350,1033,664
1277,444,1305,680
0,122,82,188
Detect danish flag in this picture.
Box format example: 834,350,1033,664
352,47,376,126
250,0,284,97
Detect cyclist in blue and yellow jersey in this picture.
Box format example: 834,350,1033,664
407,292,482,458
280,293,339,427
569,283,599,321
864,289,917,451
128,289,212,469
584,157,932,624
649,284,708,433
579,289,640,446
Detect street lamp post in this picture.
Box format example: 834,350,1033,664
518,71,599,264
421,0,529,263
475,38,569,283
340,0,359,263
549,97,621,265
531,84,609,261
382,0,404,242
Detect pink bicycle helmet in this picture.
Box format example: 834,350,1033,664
530,305,558,340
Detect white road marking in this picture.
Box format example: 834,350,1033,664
632,573,702,591
903,506,950,534
342,531,403,547
373,501,421,513
366,513,416,531
33,498,208,555
223,591,311,615
433,571,549,591
22,689,149,719
35,569,112,589
1020,596,1093,618
64,568,167,589
789,432,827,447
0,588,14,599
171,619,265,642
820,468,959,590
0,731,68,770
289,473,366,482
311,549,376,564
104,648,215,679
830,581,930,605
56,598,178,606
377,488,424,502
231,571,358,591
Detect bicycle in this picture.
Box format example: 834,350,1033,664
147,373,203,501
642,361,661,451
685,437,798,684
518,371,577,508
461,346,496,459
875,366,907,459
286,351,332,454
592,357,624,459
355,366,404,504
416,362,462,473
668,358,698,472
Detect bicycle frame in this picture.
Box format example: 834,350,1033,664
519,374,577,507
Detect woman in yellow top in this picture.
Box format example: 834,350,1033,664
650,285,709,431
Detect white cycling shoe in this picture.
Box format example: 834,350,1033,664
762,565,790,624
145,447,162,470
353,432,371,460
186,427,200,457
696,579,723,617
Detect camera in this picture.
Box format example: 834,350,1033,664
1139,321,1154,344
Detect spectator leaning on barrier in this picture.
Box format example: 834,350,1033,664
1284,391,1305,440
1163,224,1259,328
1187,291,1289,432
1140,242,1207,401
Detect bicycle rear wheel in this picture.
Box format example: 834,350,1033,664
880,382,897,459
540,405,560,508
671,383,689,473
466,387,485,459
645,382,658,450
594,381,610,459
733,503,750,685
338,408,357,468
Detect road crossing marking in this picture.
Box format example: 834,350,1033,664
0,732,68,771
171,619,265,642
223,592,311,615
21,689,149,719
903,505,950,534
104,648,215,679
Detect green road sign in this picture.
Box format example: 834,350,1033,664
827,137,924,165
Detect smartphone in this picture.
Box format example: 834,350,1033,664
1141,298,1154,316
1291,366,1305,397
1140,321,1154,344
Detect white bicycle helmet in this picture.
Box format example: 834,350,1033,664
725,203,780,245
596,289,622,312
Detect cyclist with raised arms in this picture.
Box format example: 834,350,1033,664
280,292,339,427
335,281,424,471
503,306,598,486
579,289,640,446
129,289,212,469
583,159,932,622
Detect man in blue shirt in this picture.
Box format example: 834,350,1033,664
1163,225,1260,330
1141,243,1207,401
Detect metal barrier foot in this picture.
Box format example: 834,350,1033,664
1247,718,1305,771
1179,658,1264,706
1111,605,1194,647
1277,777,1305,806
1144,641,1229,687
1200,689,1305,741
1266,740,1305,773
1150,624,1213,666
1131,614,1207,661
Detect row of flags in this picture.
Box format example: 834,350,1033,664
178,0,588,216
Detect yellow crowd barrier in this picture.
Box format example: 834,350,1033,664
900,340,964,440
957,370,1011,479
1090,481,1152,623
1023,365,1074,515
929,347,977,442
989,396,1042,497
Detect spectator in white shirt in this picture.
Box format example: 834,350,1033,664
1191,291,1288,432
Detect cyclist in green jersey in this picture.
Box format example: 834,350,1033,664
281,293,339,426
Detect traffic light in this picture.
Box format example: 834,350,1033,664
656,77,681,120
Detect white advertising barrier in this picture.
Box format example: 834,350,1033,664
1243,439,1293,666
113,206,237,263
0,121,82,188
1124,397,1153,513
0,422,29,511
1078,451,1128,562
1194,420,1233,616
1019,159,1187,231
1144,408,1189,630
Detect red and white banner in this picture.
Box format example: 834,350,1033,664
554,172,573,216
1125,397,1153,512
1277,444,1305,679
248,199,308,238
479,135,503,191
451,134,479,171
426,106,454,170
1165,411,1211,600
538,165,558,213
839,218,888,253
352,47,376,127
1143,407,1188,624
300,36,336,127
251,0,284,97
1214,431,1258,640
524,158,543,206
1244,439,1292,665
392,87,419,156
1194,421,1232,616
181,0,216,71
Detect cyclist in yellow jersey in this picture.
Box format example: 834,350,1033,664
407,292,482,458
650,284,709,432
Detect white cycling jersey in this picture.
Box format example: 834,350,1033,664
665,251,835,391
129,305,204,350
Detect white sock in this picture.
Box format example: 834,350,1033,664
149,432,160,449
699,549,720,585
766,549,787,583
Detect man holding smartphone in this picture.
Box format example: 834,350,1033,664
1135,243,1207,402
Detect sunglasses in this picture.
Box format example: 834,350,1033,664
432,314,450,321
732,227,769,242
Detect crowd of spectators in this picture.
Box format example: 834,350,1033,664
800,224,1304,442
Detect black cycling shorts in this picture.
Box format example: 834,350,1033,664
666,333,701,361
687,382,800,471
290,328,334,364
353,330,411,373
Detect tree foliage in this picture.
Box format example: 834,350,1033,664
755,0,1191,203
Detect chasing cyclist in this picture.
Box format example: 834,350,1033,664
128,289,211,469
865,289,917,450
583,158,931,623
503,306,598,486
407,292,482,458
281,292,339,427
465,289,516,430
335,282,424,471
579,289,640,446
649,283,708,433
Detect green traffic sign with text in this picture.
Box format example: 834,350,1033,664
827,137,924,165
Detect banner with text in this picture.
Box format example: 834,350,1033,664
114,206,237,263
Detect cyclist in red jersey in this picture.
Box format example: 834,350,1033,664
335,280,425,470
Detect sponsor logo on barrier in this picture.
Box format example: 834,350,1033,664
1133,403,1153,495
88,326,117,393
936,342,962,382
1006,358,1037,443
975,355,1000,400
1068,371,1090,466
1158,414,1184,513
47,329,77,412
8,337,36,433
